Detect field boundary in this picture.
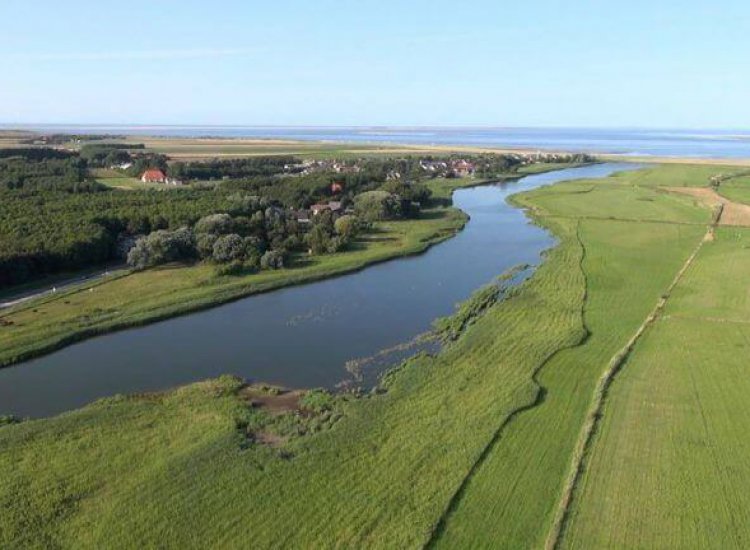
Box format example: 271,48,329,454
424,221,591,548
544,220,712,550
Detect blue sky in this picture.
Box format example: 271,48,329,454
1,0,748,127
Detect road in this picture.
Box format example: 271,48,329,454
0,265,127,310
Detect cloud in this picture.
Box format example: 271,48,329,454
3,48,254,62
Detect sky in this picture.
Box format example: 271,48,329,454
1,0,749,128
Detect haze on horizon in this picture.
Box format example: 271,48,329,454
1,0,748,129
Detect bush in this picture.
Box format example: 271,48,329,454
334,214,360,239
212,234,245,263
260,249,286,270
194,213,235,235
354,190,402,221
300,389,337,413
196,233,220,259
127,227,196,270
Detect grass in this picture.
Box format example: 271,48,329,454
4,162,750,548
92,168,164,190
562,227,750,548
717,175,750,205
431,218,706,549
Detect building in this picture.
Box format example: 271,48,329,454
141,169,167,183
311,203,330,216
310,201,343,216
331,182,344,194
452,160,475,178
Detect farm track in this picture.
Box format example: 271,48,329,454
544,219,713,550
424,221,591,548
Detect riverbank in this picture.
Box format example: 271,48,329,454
0,202,466,369
0,164,584,373
8,163,750,547
0,161,718,548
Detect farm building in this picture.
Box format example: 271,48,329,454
141,169,167,183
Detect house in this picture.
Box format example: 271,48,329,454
331,182,344,194
452,160,475,178
310,201,343,216
165,177,184,186
295,210,312,224
141,169,167,183
311,203,330,216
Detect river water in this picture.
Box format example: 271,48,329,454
0,163,638,418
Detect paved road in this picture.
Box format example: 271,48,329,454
0,265,127,310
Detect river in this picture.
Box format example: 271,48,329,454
0,163,639,418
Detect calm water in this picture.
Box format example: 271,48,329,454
6,125,750,158
0,164,639,418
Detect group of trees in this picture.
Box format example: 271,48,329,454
304,211,363,255
2,146,572,289
79,143,145,167
169,156,297,181
127,201,307,273
0,155,234,287
0,148,91,193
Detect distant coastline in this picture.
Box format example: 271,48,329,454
3,125,750,158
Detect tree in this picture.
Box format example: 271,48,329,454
194,213,235,235
354,190,402,221
212,234,245,263
334,214,360,239
260,249,286,269
306,225,331,255
126,228,196,270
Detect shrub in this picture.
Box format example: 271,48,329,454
354,190,402,221
127,227,196,270
212,234,245,263
334,214,360,239
300,389,337,413
260,249,286,270
194,213,235,235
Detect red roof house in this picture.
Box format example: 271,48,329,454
141,169,167,183
331,182,344,194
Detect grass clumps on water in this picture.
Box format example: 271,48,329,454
433,264,530,342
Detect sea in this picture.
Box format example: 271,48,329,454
4,125,750,159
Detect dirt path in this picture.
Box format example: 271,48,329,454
664,186,750,226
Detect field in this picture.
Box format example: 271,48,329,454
562,225,750,548
91,168,161,189
4,162,750,547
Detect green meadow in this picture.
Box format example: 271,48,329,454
4,163,750,548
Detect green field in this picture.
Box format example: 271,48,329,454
717,174,750,205
561,226,750,548
4,162,750,548
92,168,162,189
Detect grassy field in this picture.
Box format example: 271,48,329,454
717,174,750,205
431,177,707,548
562,226,750,548
5,162,750,548
91,168,162,189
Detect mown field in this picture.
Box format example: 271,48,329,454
562,226,750,548
3,162,750,548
